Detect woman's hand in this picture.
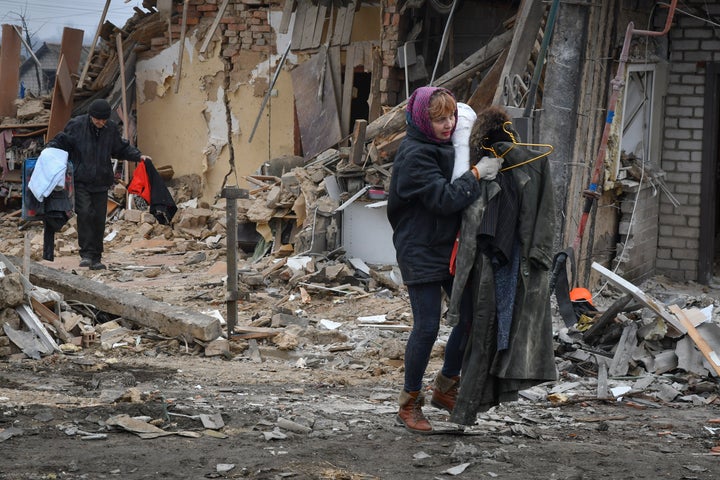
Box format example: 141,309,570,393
472,156,503,180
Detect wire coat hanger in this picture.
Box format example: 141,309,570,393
480,121,554,171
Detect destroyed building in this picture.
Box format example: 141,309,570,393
0,3,719,355
2,0,717,288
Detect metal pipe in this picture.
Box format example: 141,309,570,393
221,186,249,340
571,0,678,254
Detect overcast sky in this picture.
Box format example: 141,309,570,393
0,0,141,46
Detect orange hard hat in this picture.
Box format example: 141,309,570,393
569,287,593,306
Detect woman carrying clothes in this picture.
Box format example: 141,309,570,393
387,86,502,433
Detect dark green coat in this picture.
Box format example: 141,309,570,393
446,141,557,425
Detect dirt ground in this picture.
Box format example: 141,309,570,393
1,214,720,480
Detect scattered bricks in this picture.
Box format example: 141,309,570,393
241,272,265,287
174,208,213,231
0,273,25,309
140,212,157,224
220,16,239,23
138,222,154,239
227,23,247,32
250,24,271,33
123,209,143,223
198,5,219,12
82,329,97,348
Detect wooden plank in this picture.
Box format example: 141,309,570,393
290,49,342,158
331,2,348,46
668,304,720,376
199,0,231,55
30,296,73,344
591,262,685,334
0,24,22,117
340,43,357,140
310,5,327,49
299,2,319,49
291,0,308,50
328,45,342,116
583,293,633,344
175,0,190,94
368,45,381,123
279,0,295,34
46,27,84,142
339,0,356,46
56,56,73,105
467,49,508,112
77,0,111,89
349,119,367,165
492,0,546,106
11,256,222,342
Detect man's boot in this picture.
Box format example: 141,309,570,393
396,390,432,433
430,373,460,413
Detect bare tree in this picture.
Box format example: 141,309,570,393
3,3,43,95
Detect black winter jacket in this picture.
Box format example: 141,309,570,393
47,115,141,192
387,123,481,285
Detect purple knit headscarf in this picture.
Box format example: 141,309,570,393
406,86,457,143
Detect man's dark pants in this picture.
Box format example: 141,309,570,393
74,187,108,262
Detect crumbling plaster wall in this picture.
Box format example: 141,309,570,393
134,4,296,203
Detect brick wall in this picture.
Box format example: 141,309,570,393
657,1,716,281
149,0,404,109
615,182,660,282
152,0,276,59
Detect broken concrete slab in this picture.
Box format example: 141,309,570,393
9,256,222,342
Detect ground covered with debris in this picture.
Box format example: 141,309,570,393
1,198,720,479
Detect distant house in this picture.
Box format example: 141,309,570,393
19,43,89,97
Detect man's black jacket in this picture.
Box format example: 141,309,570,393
47,115,141,192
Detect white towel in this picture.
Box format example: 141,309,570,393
451,102,477,181
28,147,68,201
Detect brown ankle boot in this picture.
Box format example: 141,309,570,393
397,390,432,433
430,373,460,413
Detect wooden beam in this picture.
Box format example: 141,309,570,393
279,0,295,34
492,0,546,106
30,296,73,344
56,56,73,105
77,0,111,89
174,0,190,94
11,257,222,342
46,27,85,142
340,43,357,140
349,119,367,165
199,0,231,56
0,24,22,117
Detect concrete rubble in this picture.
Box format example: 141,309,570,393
1,157,719,418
